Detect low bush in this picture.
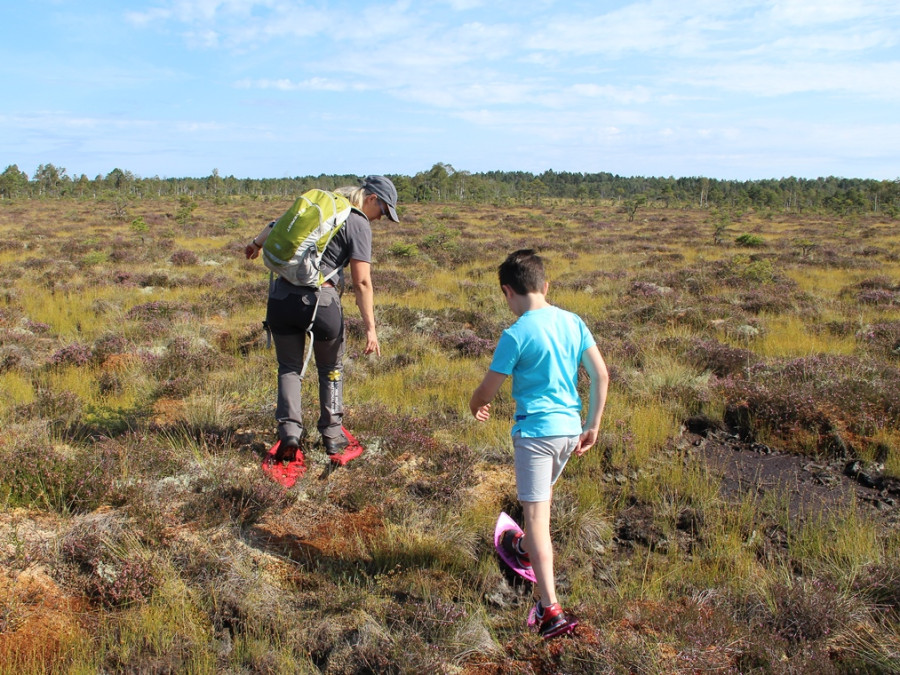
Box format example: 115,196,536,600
387,242,419,257
170,249,199,266
718,355,900,452
0,436,126,512
856,321,900,358
438,329,494,358
735,233,765,247
687,338,756,376
50,343,93,367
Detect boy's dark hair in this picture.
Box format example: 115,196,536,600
498,249,545,295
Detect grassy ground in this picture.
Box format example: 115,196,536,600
1,196,898,673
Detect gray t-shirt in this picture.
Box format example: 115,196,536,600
320,210,372,285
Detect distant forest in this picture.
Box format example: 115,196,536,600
2,162,898,216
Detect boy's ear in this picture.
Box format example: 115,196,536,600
543,281,549,295
501,284,515,299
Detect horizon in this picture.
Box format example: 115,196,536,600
3,1,900,182
8,164,898,185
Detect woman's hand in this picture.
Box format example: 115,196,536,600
364,329,381,356
245,241,261,259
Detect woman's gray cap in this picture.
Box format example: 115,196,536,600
362,175,400,222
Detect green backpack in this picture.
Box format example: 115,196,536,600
262,188,354,287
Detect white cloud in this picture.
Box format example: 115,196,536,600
234,77,366,92
768,0,900,27
759,30,898,55
569,84,653,105
683,61,900,99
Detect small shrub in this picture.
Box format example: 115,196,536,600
25,319,52,335
170,249,199,266
79,250,109,267
717,355,900,452
742,259,775,284
767,578,847,643
61,513,158,607
438,330,494,358
387,242,419,257
356,404,440,456
139,271,176,288
130,216,149,234
735,233,765,247
628,281,674,298
739,286,796,314
852,561,900,616
855,321,900,358
92,333,130,362
88,556,158,608
858,289,897,306
410,443,477,501
50,343,93,367
150,338,222,381
18,388,83,429
125,300,189,321
0,436,124,512
182,460,291,527
687,339,756,376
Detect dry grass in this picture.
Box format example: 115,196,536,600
1,196,898,673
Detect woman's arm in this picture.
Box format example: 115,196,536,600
244,221,274,259
349,258,379,355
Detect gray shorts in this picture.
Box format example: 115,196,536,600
513,433,579,503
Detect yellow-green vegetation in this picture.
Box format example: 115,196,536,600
0,196,898,673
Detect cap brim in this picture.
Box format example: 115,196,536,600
386,204,400,222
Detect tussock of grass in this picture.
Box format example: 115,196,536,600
1,198,898,672
752,313,858,357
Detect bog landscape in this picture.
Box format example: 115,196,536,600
1,168,898,673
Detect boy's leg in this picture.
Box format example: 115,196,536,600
520,499,556,607
513,433,579,609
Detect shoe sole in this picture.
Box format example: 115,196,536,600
493,512,537,583
540,617,578,640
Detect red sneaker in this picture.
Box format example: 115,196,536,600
499,529,532,571
530,602,578,640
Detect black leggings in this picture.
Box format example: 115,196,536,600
266,283,345,442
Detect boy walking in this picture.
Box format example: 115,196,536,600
470,249,609,640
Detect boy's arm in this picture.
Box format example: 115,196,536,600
575,345,609,456
469,370,507,421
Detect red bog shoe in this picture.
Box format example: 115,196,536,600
326,427,364,466
262,439,307,487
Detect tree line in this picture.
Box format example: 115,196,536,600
2,162,898,217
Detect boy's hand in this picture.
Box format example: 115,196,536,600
574,428,598,456
470,371,506,422
473,403,492,422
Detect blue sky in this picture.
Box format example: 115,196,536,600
2,0,899,181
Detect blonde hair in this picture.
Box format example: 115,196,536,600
334,186,367,209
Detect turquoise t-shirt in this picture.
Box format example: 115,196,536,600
489,305,596,438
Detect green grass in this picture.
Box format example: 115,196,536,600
1,197,898,673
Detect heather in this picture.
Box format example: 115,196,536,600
1,192,898,673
